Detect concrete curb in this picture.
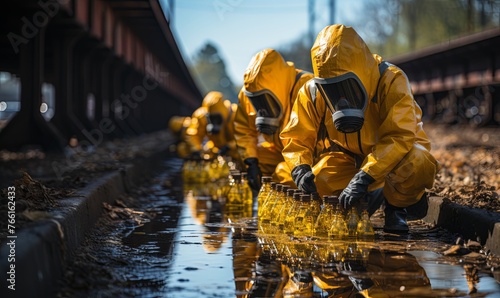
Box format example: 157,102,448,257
423,196,500,255
0,149,169,298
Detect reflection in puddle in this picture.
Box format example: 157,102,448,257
122,207,181,257
120,161,500,297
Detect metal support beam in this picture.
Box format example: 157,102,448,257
0,26,65,152
49,30,88,141
110,57,138,137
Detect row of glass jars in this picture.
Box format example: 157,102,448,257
257,176,374,240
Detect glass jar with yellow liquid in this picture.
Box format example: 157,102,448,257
328,196,348,240
314,195,336,238
293,194,314,238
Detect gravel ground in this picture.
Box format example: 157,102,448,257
425,123,500,212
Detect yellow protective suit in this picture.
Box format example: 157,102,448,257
167,115,192,158
185,91,241,164
280,25,439,207
234,49,313,185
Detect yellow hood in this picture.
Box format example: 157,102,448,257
202,91,229,120
311,24,380,102
243,48,296,110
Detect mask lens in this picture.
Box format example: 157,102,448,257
207,113,223,125
316,78,365,112
206,113,223,135
248,92,281,118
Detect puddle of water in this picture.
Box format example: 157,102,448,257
118,160,500,297
411,250,500,295
122,208,181,257
164,195,236,298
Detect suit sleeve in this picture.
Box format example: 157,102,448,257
233,90,259,160
361,69,418,180
280,82,324,169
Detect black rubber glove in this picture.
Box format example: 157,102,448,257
245,158,262,192
291,164,318,194
339,170,375,210
218,145,229,156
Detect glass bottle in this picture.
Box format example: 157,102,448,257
212,157,230,201
258,182,277,219
346,207,360,239
240,172,254,207
356,201,375,240
293,194,314,238
259,183,281,233
275,188,297,234
266,183,283,213
328,196,348,240
283,191,302,236
225,171,245,221
217,155,230,180
208,157,220,181
257,176,273,213
269,185,290,234
314,196,336,238
309,193,322,223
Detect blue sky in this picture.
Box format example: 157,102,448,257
161,0,362,86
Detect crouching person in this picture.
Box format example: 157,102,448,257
280,24,440,233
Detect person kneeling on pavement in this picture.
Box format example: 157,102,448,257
280,24,440,233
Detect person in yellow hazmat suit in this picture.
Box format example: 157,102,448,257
167,115,192,158
280,24,440,233
185,91,241,166
234,48,313,192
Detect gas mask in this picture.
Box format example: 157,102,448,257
244,89,282,135
314,73,367,133
206,113,223,135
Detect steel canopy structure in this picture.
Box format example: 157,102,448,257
0,0,202,152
